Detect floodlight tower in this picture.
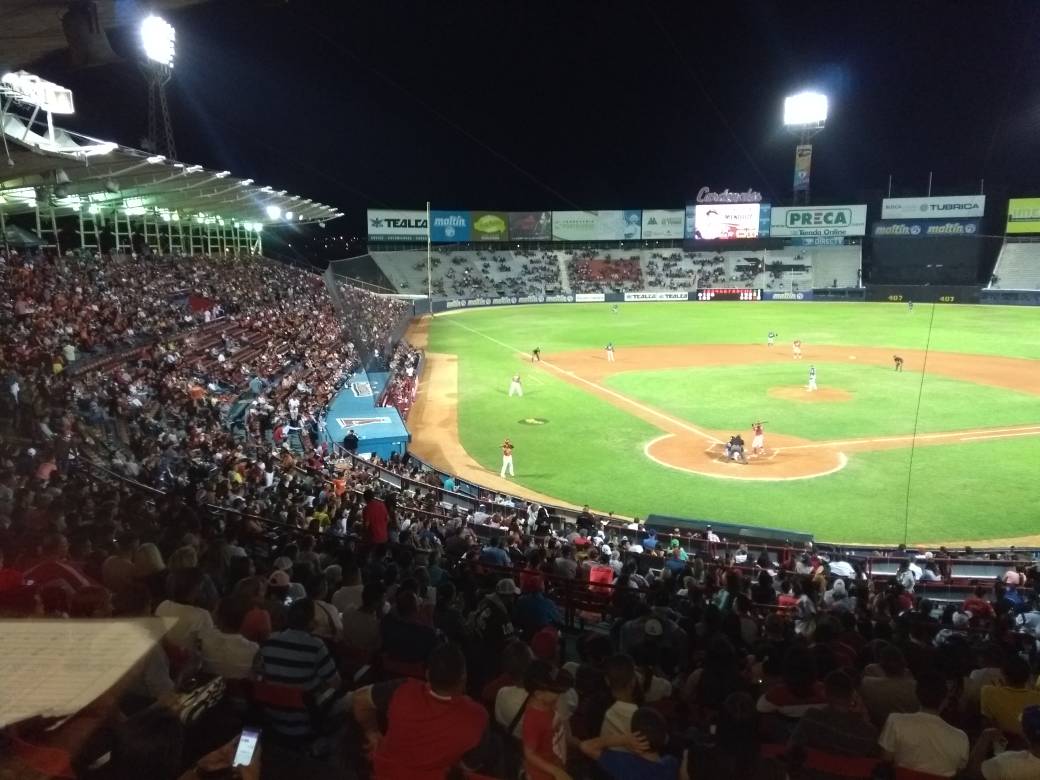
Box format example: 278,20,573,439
783,91,828,206
141,15,176,159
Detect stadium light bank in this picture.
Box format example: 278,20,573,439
783,91,828,206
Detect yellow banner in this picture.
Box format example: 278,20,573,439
1006,197,1040,233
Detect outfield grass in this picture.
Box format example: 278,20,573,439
428,302,1040,543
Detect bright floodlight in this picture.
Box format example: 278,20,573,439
284,211,294,221
141,16,176,67
265,205,282,220
784,92,828,126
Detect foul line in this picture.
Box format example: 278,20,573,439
644,434,849,482
445,318,723,444
777,424,1040,452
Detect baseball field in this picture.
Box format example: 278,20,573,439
406,302,1040,545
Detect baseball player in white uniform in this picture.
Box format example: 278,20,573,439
751,421,765,456
793,339,803,360
606,342,615,362
500,438,515,477
807,365,818,391
508,373,523,397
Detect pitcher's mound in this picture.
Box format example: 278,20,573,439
768,386,852,403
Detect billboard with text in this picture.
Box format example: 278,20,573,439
1006,198,1040,234
873,219,980,237
881,195,985,220
640,209,686,239
770,205,867,238
551,210,642,241
367,209,428,242
429,210,470,243
509,211,552,240
469,211,509,241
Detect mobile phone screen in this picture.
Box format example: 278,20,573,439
232,728,260,767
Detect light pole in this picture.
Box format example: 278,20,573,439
141,15,176,158
783,91,828,206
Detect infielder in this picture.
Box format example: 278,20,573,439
893,355,904,372
792,339,803,360
531,347,541,362
611,304,620,314
767,331,776,347
508,373,523,397
751,421,765,456
606,342,615,362
500,438,515,477
807,364,818,391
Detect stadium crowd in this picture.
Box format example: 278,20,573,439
567,254,644,293
4,247,1040,780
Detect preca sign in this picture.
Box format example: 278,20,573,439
770,205,867,238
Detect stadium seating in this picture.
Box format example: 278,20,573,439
990,240,1040,290
370,246,863,297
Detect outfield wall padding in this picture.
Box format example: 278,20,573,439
865,284,981,304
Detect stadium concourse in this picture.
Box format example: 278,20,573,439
2,244,1040,779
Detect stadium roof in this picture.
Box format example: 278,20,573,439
0,77,343,227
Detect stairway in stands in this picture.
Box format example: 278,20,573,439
286,428,306,457
557,251,572,292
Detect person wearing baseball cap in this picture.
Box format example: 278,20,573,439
968,704,1040,779
522,660,574,780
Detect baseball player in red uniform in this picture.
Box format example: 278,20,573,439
792,339,803,360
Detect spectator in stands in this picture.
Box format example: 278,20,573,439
790,670,879,768
341,581,385,664
514,579,563,639
522,659,574,780
254,597,343,740
101,530,139,594
580,706,678,778
353,642,493,778
756,646,826,740
362,488,390,549
964,583,997,622
22,533,94,593
155,567,215,651
968,704,1040,779
859,644,919,728
199,593,259,680
380,589,437,665
980,655,1040,737
602,654,640,738
879,670,969,777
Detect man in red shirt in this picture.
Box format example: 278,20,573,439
963,584,996,622
353,643,493,779
362,488,390,547
22,533,94,593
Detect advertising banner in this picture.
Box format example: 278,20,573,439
441,293,575,310
881,195,986,220
429,210,470,243
575,293,606,302
689,203,762,240
640,209,686,239
1006,198,1040,234
790,236,848,246
793,144,812,193
508,211,552,241
551,210,642,241
469,211,509,241
763,290,814,301
623,291,690,302
770,205,868,238
367,209,428,242
873,219,980,238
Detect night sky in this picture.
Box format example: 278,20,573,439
25,0,1040,255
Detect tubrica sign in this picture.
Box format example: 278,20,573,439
881,195,985,220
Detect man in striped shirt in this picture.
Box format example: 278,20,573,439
254,597,343,739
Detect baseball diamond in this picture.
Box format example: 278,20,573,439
406,302,1040,544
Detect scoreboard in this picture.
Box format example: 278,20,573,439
696,288,761,301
